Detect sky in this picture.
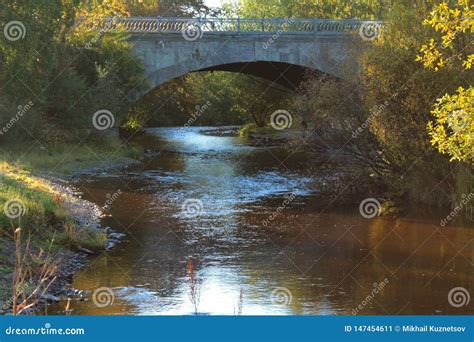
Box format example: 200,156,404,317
205,0,224,8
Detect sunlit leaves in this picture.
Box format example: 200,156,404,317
417,0,473,71
68,0,130,47
417,0,473,163
427,87,473,163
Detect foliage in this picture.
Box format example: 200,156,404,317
417,0,473,71
427,87,473,162
124,0,219,16
417,0,473,163
0,138,140,176
358,0,467,206
0,0,145,142
288,0,469,207
292,74,389,173
224,74,292,127
0,0,82,138
127,71,291,128
237,0,385,18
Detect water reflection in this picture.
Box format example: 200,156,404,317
52,127,473,315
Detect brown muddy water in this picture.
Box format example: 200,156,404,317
52,127,473,315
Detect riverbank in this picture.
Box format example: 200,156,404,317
203,125,302,147
0,138,142,314
0,137,142,176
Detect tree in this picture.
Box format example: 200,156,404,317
358,0,465,206
428,87,473,163
0,0,146,142
417,0,473,163
0,0,83,139
226,74,292,127
292,73,390,174
237,0,385,19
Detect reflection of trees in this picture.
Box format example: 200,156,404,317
362,217,474,314
366,217,469,270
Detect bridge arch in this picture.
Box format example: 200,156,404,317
113,17,376,93
133,34,361,92
145,59,316,91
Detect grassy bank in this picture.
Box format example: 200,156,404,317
0,162,103,312
0,137,142,176
239,123,278,137
0,162,108,249
239,123,307,141
0,137,142,313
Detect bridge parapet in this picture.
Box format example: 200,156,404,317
86,16,382,36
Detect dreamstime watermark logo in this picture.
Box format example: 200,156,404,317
270,287,292,305
3,21,26,41
262,192,296,227
181,199,203,218
3,199,27,219
352,278,390,315
447,109,468,133
181,21,203,41
359,21,382,41
183,101,212,128
104,189,122,208
440,192,473,227
359,198,381,218
92,287,115,308
262,17,296,49
448,287,470,308
0,100,34,135
270,109,292,130
4,322,85,336
92,109,115,130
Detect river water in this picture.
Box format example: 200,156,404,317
53,127,473,315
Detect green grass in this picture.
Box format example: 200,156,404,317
56,221,107,253
0,165,62,231
239,123,278,136
0,133,143,311
0,136,142,176
0,136,141,257
0,136,141,279
0,163,108,251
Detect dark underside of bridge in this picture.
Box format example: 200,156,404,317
199,61,322,90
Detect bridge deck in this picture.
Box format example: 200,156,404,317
86,17,382,36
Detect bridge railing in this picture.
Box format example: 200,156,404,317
83,17,381,35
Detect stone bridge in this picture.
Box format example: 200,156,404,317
97,17,382,91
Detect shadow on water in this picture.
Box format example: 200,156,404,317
52,127,473,315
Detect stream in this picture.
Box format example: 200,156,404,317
52,127,473,315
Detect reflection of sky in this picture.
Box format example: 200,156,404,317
147,128,315,219
115,266,295,315
116,128,318,315
113,263,342,315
